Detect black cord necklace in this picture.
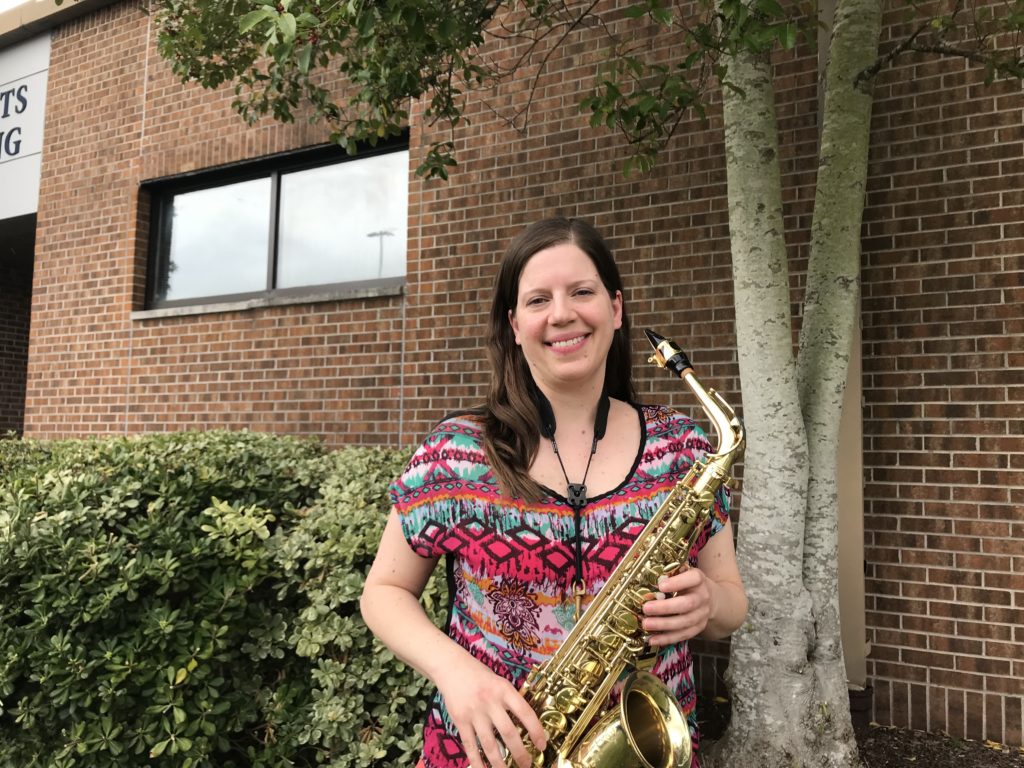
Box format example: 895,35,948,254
535,388,610,620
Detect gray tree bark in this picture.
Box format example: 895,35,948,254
704,1,882,766
798,0,882,764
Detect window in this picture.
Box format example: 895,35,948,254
145,141,408,309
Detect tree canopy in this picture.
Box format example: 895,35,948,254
117,0,1024,179
147,0,806,177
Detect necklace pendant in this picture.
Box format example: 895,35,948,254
567,482,587,510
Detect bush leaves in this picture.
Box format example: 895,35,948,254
0,431,442,767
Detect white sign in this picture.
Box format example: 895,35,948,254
0,33,49,219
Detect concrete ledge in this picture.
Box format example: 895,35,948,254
0,0,119,49
130,283,405,321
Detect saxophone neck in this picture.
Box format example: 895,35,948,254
645,329,745,460
691,381,744,460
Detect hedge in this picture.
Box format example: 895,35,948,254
0,431,445,767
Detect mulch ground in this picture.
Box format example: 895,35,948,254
854,720,1024,768
697,698,1024,767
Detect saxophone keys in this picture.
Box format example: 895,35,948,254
626,638,647,655
592,633,622,658
665,516,690,541
609,609,639,636
641,563,663,586
628,586,654,611
576,658,604,686
540,709,568,736
552,686,585,714
660,560,683,576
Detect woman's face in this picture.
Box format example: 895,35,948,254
509,242,622,394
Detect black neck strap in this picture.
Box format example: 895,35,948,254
533,386,610,620
534,387,610,442
533,386,610,513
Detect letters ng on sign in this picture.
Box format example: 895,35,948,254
0,85,30,160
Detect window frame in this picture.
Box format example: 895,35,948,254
142,136,409,311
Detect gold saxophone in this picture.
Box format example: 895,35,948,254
510,329,745,768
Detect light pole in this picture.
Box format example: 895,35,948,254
366,229,394,278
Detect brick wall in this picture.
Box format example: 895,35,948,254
0,256,33,434
28,1,407,443
22,0,1024,746
861,6,1024,745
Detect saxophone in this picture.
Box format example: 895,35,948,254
509,329,745,768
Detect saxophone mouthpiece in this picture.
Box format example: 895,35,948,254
644,329,694,379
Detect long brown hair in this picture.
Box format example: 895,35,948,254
483,217,636,500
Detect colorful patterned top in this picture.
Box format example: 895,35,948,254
388,403,730,768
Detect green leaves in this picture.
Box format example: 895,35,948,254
777,22,798,50
622,0,673,25
0,432,437,768
145,0,1024,186
575,0,817,175
148,0,820,179
239,9,273,34
580,51,705,176
278,11,298,42
154,0,501,178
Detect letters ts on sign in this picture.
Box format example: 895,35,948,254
0,34,49,220
0,84,29,159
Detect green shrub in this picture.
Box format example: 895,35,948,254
0,431,444,768
271,447,446,765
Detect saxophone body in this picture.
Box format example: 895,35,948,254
512,330,745,768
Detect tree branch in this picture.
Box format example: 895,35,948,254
476,0,607,132
903,41,991,64
853,18,932,87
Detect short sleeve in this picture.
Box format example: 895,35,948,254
387,414,495,558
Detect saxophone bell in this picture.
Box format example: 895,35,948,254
566,671,691,768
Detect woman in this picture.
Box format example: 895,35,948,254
360,217,748,768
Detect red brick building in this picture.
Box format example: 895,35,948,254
0,0,1020,748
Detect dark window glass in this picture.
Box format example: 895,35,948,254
147,143,408,308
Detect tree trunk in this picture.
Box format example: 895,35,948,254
704,1,881,766
704,27,820,768
797,0,882,765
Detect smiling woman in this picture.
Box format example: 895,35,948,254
359,217,748,768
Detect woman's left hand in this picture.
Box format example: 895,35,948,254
641,568,716,646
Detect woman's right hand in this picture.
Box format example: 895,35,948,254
360,512,546,766
435,654,547,768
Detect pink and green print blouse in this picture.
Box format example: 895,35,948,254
388,404,730,768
